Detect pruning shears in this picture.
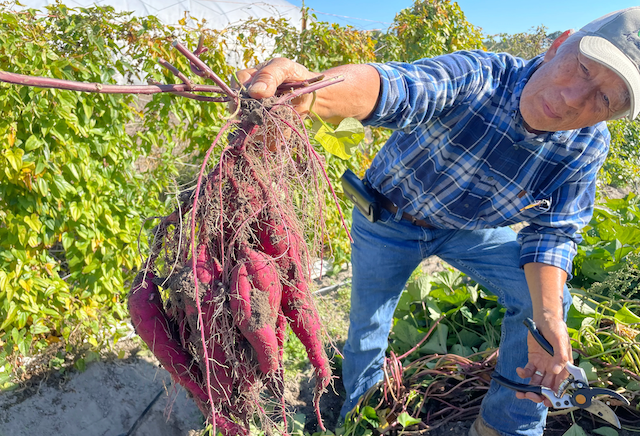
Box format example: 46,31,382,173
491,318,630,428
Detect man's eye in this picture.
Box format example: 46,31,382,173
603,94,610,107
580,63,589,75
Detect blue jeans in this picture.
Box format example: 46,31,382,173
340,207,571,436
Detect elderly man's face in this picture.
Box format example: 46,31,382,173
520,34,630,132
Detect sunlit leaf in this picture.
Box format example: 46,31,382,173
614,306,640,324
313,117,364,160
397,412,421,428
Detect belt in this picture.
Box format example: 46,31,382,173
377,194,434,228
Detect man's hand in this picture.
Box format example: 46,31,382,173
515,316,572,407
233,58,319,115
519,262,572,407
233,58,381,124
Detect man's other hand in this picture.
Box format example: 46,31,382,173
515,316,572,407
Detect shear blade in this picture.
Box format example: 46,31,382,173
584,399,621,429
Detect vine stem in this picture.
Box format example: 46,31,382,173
274,75,344,105
398,315,446,360
0,70,226,95
172,40,237,98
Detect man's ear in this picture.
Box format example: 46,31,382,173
544,29,575,61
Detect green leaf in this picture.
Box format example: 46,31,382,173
4,148,23,171
571,294,596,315
37,178,49,196
419,324,448,354
360,406,379,427
406,275,431,301
69,202,82,221
458,329,483,347
24,214,42,233
578,360,598,382
313,117,364,160
563,424,588,436
30,323,50,335
614,306,640,325
430,284,469,306
288,413,306,435
626,380,640,391
75,358,86,372
592,427,618,436
61,233,75,251
451,343,473,356
24,135,43,152
393,319,422,345
0,271,7,293
17,312,28,330
82,101,93,119
397,412,421,429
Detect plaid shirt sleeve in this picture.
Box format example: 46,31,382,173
517,129,610,278
365,52,496,131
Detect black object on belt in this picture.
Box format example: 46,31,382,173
376,194,434,228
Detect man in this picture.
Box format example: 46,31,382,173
237,7,640,436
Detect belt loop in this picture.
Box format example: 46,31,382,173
393,206,404,222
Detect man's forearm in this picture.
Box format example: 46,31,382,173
312,64,381,124
239,58,381,124
523,262,567,320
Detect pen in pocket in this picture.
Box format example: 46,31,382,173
520,198,551,212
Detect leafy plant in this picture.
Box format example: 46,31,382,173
571,192,640,288
483,26,559,59
376,0,484,63
390,269,502,359
602,118,640,190
0,2,230,385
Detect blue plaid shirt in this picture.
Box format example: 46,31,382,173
363,50,610,276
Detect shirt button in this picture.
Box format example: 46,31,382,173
487,176,494,181
464,204,469,208
513,145,519,150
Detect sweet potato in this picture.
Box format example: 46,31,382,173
128,270,209,404
229,245,282,375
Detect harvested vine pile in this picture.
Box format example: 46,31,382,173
0,38,346,436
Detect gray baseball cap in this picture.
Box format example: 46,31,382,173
579,7,640,119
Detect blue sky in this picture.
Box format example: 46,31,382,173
290,1,639,36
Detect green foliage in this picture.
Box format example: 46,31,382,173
602,118,640,189
568,286,640,381
390,269,502,359
0,2,232,383
279,13,377,71
227,14,377,72
571,193,640,288
312,118,365,161
483,26,557,59
376,0,484,63
587,252,640,301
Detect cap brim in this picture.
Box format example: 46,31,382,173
580,35,640,119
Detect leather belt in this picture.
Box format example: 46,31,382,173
377,194,434,228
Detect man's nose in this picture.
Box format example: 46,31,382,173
561,83,592,108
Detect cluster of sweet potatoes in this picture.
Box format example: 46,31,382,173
128,100,334,435
0,37,342,436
